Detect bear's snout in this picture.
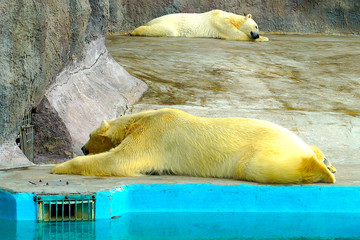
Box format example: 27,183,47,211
81,145,89,155
250,31,259,39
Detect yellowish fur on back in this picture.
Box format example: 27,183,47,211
52,108,335,184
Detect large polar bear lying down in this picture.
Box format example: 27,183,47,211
52,108,336,184
131,10,269,42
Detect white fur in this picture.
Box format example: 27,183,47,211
131,10,269,41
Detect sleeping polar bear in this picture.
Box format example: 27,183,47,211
52,108,336,184
131,10,269,42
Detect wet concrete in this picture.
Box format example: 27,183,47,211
106,34,360,168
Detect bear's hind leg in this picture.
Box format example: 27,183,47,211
131,25,178,37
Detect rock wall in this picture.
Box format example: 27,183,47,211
1,0,359,168
0,0,147,168
108,0,360,34
33,38,146,162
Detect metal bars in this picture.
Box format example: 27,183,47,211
18,112,34,162
36,195,95,222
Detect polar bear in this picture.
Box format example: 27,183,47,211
130,10,269,42
52,108,335,184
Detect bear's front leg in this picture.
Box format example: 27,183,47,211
51,156,89,175
51,152,120,176
255,36,269,42
51,148,159,177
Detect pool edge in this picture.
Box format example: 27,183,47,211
1,183,360,221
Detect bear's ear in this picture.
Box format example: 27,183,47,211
99,120,110,132
246,14,252,19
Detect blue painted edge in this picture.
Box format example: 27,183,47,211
0,189,36,221
0,189,16,220
97,184,360,219
2,184,360,220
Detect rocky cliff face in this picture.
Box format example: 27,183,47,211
109,0,360,34
0,0,146,168
32,37,146,162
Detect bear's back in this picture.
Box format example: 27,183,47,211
145,10,235,38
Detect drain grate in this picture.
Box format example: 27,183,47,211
36,195,95,222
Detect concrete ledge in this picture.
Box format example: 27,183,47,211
1,165,359,221
1,183,360,221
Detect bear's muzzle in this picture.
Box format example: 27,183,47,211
250,31,259,39
81,145,89,155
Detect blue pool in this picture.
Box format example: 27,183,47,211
1,212,360,239
2,183,360,239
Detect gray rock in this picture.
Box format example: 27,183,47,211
0,142,34,169
109,0,360,35
32,97,73,162
36,38,146,158
0,0,147,168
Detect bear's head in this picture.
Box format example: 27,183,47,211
240,14,260,40
81,120,115,155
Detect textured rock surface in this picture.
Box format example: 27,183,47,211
108,0,360,34
0,0,146,168
32,97,73,162
37,38,146,158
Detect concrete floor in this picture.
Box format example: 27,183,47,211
107,35,360,167
1,35,359,196
0,163,358,195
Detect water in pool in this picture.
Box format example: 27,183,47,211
1,212,360,239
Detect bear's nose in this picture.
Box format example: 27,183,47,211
81,146,89,155
251,31,259,39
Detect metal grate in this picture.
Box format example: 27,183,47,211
36,195,95,222
17,112,34,162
